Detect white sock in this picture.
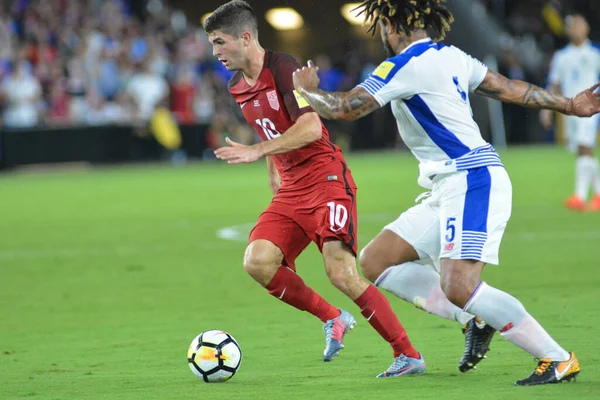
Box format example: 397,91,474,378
575,156,594,200
464,282,570,361
375,262,474,325
590,157,600,195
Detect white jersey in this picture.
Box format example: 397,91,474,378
359,39,512,265
548,41,600,98
358,38,497,167
358,39,512,265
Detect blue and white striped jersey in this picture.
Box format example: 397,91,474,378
358,38,494,165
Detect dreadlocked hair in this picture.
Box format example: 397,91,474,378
355,0,454,41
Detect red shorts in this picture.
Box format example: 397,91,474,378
249,184,358,270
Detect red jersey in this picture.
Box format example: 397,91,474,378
228,50,356,192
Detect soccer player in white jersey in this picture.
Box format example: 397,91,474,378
540,14,600,212
292,0,600,385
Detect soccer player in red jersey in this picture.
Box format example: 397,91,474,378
204,0,425,377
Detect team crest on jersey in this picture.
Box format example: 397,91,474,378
266,90,280,111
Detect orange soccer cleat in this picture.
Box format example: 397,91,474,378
514,352,580,386
588,194,600,212
564,195,586,212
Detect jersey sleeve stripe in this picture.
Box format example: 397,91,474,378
358,79,385,95
368,78,386,90
358,82,380,95
356,81,370,91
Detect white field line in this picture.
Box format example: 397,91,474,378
1,213,596,261
216,213,600,243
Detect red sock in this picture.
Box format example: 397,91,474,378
354,285,419,358
266,267,341,323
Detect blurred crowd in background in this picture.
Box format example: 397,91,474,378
0,0,598,151
0,0,236,131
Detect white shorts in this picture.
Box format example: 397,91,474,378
565,115,599,151
384,166,512,266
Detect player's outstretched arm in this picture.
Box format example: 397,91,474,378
539,83,561,130
292,61,381,121
296,86,381,122
475,69,600,117
257,111,323,156
214,112,322,164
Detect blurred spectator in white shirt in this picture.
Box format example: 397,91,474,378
126,60,168,124
1,60,42,128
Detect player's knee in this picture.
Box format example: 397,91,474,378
243,241,281,284
327,268,354,293
440,280,468,308
324,257,356,293
440,259,484,308
440,265,465,306
358,246,381,283
440,273,477,308
242,253,268,281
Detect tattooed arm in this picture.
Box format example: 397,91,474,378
294,86,381,122
539,84,562,129
292,61,381,121
475,69,600,117
475,70,570,111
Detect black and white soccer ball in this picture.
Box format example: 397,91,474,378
187,330,242,383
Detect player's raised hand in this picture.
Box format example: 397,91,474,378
567,82,600,117
214,137,264,164
293,60,320,90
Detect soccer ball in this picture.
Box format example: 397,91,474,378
187,330,242,383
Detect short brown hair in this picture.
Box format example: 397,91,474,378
204,0,258,38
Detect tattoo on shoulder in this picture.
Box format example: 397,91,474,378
474,70,503,99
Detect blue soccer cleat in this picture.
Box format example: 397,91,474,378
376,353,426,378
323,309,356,362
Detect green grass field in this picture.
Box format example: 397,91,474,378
1,147,599,400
